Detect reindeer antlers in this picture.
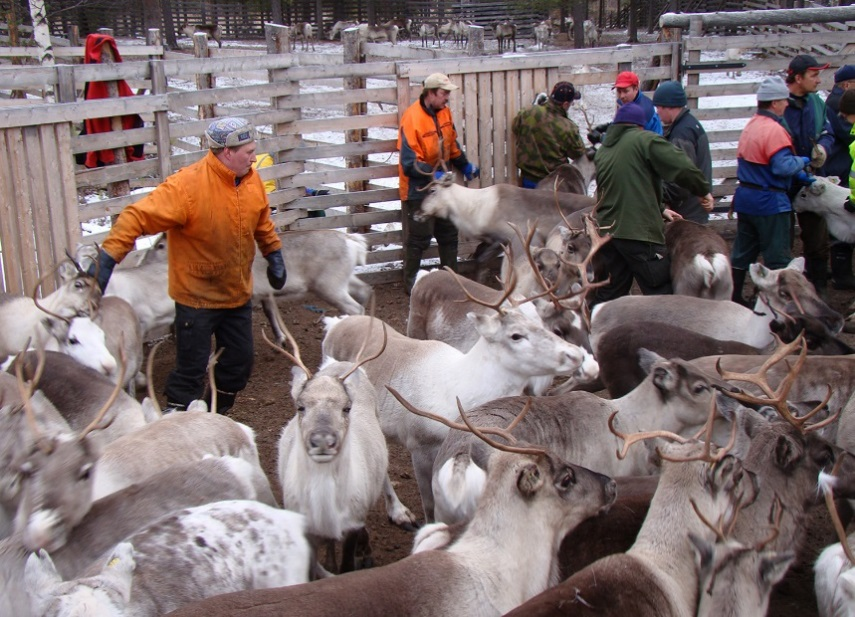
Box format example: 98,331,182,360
717,334,836,434
386,386,548,457
261,307,313,379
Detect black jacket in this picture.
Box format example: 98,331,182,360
822,84,854,185
662,108,713,223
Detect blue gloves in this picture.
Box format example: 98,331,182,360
434,171,447,181
86,249,117,293
801,156,812,168
845,198,855,214
265,250,287,290
463,163,480,181
794,170,816,185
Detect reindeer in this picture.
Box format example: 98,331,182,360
0,456,276,615
322,290,597,523
26,501,310,617
382,18,412,40
590,257,844,352
357,23,399,45
419,174,595,248
437,19,455,47
793,175,855,244
163,408,616,617
582,19,599,47
816,533,855,617
291,22,315,51
665,219,733,300
418,22,437,47
269,313,389,574
412,347,734,524
495,20,517,52
181,23,222,48
504,435,748,617
0,259,100,362
534,21,551,50
328,20,356,40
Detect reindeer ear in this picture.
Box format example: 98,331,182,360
57,261,77,283
24,549,63,610
290,365,310,400
688,532,714,574
773,434,803,472
786,256,805,273
101,542,136,603
516,462,544,497
759,551,795,588
637,348,664,375
748,262,772,287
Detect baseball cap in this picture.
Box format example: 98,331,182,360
835,65,855,83
613,71,640,89
551,81,581,103
423,73,458,91
613,102,645,126
756,76,790,102
787,54,830,76
205,117,256,149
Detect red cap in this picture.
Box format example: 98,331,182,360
613,71,639,89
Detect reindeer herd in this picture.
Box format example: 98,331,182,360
3,159,855,616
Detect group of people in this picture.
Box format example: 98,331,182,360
397,60,855,309
89,58,854,417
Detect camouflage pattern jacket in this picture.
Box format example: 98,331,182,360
512,99,585,183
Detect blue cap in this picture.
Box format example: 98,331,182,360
835,65,855,83
613,102,645,126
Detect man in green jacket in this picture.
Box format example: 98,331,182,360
512,81,586,187
592,103,714,305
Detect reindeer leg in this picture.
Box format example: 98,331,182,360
383,473,420,531
341,527,374,572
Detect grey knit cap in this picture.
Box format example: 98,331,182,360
205,117,256,148
756,76,789,102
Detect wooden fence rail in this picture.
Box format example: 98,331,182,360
0,10,853,292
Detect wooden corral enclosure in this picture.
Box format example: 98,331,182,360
0,7,853,295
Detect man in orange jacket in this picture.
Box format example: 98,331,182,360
398,72,479,293
90,117,286,415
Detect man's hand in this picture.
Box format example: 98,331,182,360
265,250,287,290
845,198,855,214
663,208,683,222
810,144,827,168
86,249,117,294
463,163,480,181
801,156,812,169
587,123,610,146
699,193,715,212
433,170,450,182
795,170,817,185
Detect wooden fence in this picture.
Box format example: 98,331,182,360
0,8,853,294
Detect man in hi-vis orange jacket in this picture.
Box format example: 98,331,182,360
90,117,285,415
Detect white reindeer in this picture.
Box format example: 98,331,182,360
322,301,597,523
816,534,855,617
25,500,310,617
271,316,388,573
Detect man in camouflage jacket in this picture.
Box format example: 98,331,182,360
512,82,586,187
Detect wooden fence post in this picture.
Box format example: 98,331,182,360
55,65,76,103
68,25,79,47
686,17,702,110
193,32,214,123
467,26,484,56
265,23,305,226
343,26,368,233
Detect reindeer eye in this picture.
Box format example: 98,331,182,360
79,463,93,481
74,280,86,289
297,406,306,414
68,336,80,345
511,333,525,341
343,406,351,414
778,289,790,299
693,383,708,394
558,469,576,489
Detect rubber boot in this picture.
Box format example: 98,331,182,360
831,243,855,291
438,244,458,273
805,257,829,302
730,267,752,308
205,389,237,416
402,246,423,295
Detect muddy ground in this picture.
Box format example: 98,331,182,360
147,262,854,617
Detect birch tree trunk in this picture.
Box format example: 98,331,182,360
29,0,54,66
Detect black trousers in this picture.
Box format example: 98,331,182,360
591,238,672,306
164,300,254,408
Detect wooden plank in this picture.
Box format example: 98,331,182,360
476,71,491,189
694,106,756,121
10,127,38,293
42,124,71,264
683,30,855,50
532,68,548,100
506,69,521,185
27,126,58,287
286,113,399,136
279,188,400,211
280,164,398,187
0,94,169,129
491,70,507,186
280,139,398,162
55,123,80,250
0,130,21,293
287,209,401,231
463,72,479,187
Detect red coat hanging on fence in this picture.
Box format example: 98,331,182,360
80,33,145,168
